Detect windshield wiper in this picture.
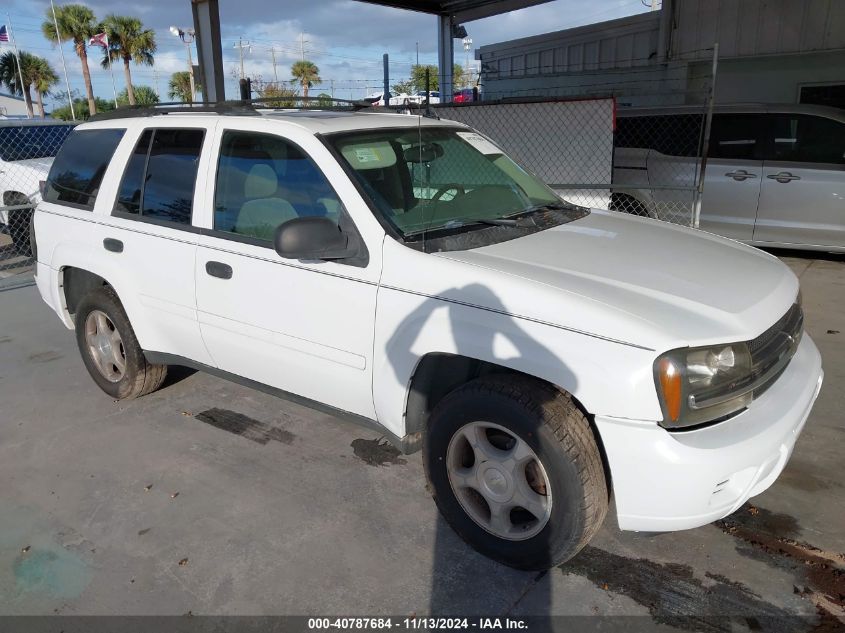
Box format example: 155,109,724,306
505,201,580,218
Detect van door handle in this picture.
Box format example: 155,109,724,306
205,261,233,280
767,172,801,183
103,238,123,253
725,170,757,181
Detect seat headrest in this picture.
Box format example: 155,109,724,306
244,164,278,198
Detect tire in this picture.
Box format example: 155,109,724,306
423,375,608,570
75,286,167,400
7,204,33,259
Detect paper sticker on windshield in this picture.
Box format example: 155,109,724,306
457,132,502,155
354,147,381,163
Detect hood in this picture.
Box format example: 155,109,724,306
435,210,798,350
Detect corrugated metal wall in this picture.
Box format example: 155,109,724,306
671,0,845,59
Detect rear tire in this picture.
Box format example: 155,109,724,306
75,286,167,400
7,204,33,258
423,375,608,570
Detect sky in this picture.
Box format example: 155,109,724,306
1,0,649,111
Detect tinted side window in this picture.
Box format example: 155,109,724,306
114,130,153,215
142,129,204,224
44,128,125,210
708,115,760,160
214,130,342,241
615,115,703,157
765,115,845,165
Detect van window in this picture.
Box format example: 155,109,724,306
615,114,703,157
708,115,762,160
44,128,125,210
764,114,845,165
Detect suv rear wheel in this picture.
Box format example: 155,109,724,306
75,286,167,399
423,375,608,570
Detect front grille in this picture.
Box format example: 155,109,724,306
748,303,803,398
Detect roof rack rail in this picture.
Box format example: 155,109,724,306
90,96,376,121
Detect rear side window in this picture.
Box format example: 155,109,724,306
44,128,125,210
615,115,703,157
764,115,845,165
113,128,204,225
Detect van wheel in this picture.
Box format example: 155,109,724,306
423,375,608,570
610,193,650,217
75,286,167,400
7,203,33,258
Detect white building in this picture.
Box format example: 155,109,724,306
0,92,30,118
477,0,845,108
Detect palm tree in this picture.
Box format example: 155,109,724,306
0,51,37,118
101,15,156,106
42,3,100,116
31,57,59,118
290,60,320,99
168,71,196,103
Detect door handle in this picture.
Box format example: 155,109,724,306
767,172,801,183
725,170,757,181
205,261,233,280
103,238,123,253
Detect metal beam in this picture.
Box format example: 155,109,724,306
192,0,225,102
437,15,454,101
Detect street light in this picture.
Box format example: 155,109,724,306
462,36,473,88
170,26,196,102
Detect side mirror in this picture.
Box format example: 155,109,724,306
274,217,352,260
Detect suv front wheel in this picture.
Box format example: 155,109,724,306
75,286,168,399
423,375,608,570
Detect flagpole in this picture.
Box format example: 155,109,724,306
5,15,32,119
105,39,118,108
50,0,75,121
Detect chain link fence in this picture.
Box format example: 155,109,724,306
0,121,75,278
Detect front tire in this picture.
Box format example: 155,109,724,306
7,204,33,258
423,375,608,570
75,286,167,400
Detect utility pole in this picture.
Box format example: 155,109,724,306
416,42,419,66
234,37,251,80
299,32,308,61
270,47,278,83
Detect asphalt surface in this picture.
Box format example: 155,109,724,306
0,250,843,630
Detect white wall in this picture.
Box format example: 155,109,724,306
0,94,29,118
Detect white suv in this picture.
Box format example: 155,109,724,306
33,106,823,570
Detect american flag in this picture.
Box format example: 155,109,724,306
89,32,108,48
0,25,9,43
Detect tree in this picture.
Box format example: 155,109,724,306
392,79,414,95
290,60,320,98
101,15,156,106
31,57,59,118
117,85,158,106
409,63,468,93
255,82,297,107
0,51,36,118
168,71,198,103
51,95,114,120
42,4,100,116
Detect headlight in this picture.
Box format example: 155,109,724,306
654,342,753,429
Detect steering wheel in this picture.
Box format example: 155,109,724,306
432,183,466,202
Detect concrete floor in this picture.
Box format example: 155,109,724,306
0,250,842,629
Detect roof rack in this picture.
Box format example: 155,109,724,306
89,96,377,121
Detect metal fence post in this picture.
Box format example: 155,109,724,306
694,42,719,229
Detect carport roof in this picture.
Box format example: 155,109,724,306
356,0,554,22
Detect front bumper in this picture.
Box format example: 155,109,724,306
596,334,823,532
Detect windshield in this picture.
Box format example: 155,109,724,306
0,125,75,162
329,126,577,241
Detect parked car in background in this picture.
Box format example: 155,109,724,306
612,104,845,252
363,92,413,106
411,90,441,105
452,88,477,103
33,107,821,570
0,120,75,257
